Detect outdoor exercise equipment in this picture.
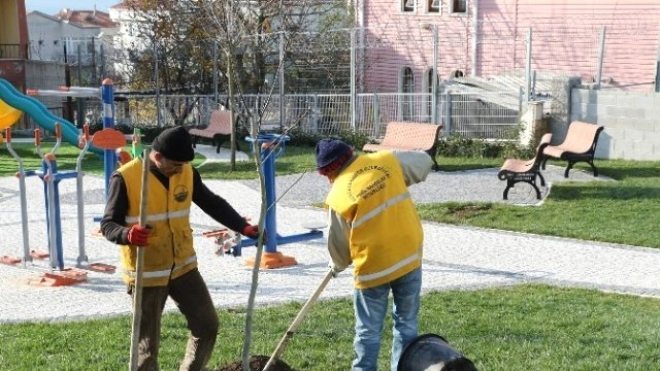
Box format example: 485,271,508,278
0,107,31,267
217,133,324,269
24,124,78,270
25,78,123,199
18,123,115,273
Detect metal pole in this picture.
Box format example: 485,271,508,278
279,32,285,131
99,44,106,82
76,125,91,266
444,91,452,136
655,30,660,93
77,44,84,126
471,0,479,77
431,25,438,125
595,26,606,89
213,41,219,105
154,44,161,127
101,78,116,201
525,28,532,103
261,143,278,254
4,129,32,265
91,36,97,85
350,28,357,131
373,93,380,136
63,43,74,123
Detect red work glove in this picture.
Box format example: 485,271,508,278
127,225,150,246
241,224,259,239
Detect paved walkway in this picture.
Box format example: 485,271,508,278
0,145,658,323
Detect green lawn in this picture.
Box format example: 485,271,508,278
0,285,658,370
418,159,660,248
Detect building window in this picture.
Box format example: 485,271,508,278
450,0,467,14
427,0,440,13
402,0,415,13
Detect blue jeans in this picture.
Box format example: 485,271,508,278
352,267,422,371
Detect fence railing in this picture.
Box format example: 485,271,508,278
111,91,520,140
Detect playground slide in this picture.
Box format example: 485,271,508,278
0,78,81,147
0,98,23,130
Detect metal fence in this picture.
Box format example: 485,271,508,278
110,91,519,140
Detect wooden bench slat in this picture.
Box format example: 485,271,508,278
362,121,442,170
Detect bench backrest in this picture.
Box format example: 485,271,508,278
380,121,441,150
531,133,552,167
208,110,232,135
559,121,603,154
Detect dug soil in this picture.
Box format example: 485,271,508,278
215,355,294,371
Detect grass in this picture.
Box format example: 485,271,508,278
0,285,658,370
196,145,317,179
1,143,659,369
0,142,311,179
418,159,660,248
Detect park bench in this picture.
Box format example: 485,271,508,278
498,133,552,200
362,121,442,170
541,121,604,178
189,110,233,153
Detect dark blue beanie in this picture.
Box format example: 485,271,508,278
315,138,353,170
152,126,195,162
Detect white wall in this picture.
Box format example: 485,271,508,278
570,88,660,161
27,12,100,62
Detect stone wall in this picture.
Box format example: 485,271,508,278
569,89,660,160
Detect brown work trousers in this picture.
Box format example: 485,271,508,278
130,268,219,371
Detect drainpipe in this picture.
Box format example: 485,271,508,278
471,0,479,77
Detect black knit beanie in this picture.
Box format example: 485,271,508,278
151,126,195,162
315,138,353,175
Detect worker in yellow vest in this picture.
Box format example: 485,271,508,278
101,126,259,370
315,138,433,371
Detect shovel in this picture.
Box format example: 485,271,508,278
263,269,335,371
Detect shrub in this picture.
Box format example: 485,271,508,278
286,129,370,150
437,134,530,159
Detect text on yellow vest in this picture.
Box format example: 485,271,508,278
325,151,423,289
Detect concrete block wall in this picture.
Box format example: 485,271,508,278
569,89,660,161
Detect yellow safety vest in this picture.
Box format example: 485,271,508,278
118,158,196,287
326,152,423,289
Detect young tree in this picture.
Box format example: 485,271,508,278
195,2,351,370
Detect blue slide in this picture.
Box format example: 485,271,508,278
0,78,98,152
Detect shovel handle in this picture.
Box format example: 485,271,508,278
129,149,150,371
264,269,334,370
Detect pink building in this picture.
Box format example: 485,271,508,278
357,0,660,93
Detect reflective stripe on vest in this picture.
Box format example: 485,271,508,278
355,249,421,285
352,191,411,229
125,209,190,225
124,255,197,279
